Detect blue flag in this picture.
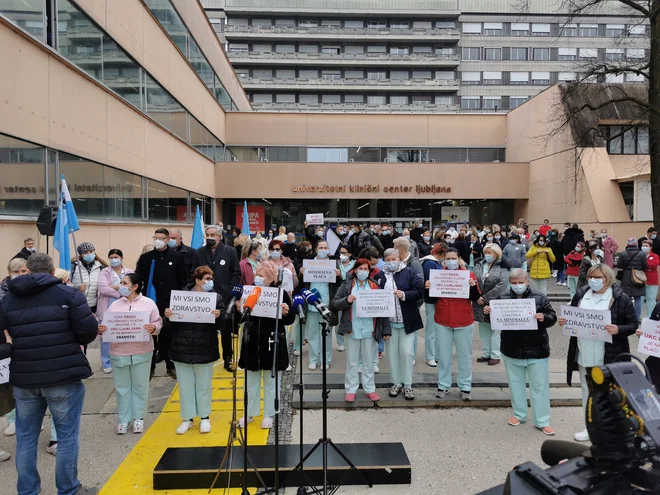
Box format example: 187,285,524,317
242,201,251,236
146,260,157,303
53,175,79,272
191,205,205,249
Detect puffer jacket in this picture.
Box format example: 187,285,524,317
0,277,10,302
526,244,556,280
502,243,527,269
616,246,648,297
472,259,509,322
374,266,424,334
489,287,557,360
71,259,105,309
0,273,98,389
333,274,392,341
169,284,221,365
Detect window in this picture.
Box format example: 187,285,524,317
606,24,625,37
387,149,428,162
253,19,272,28
299,20,319,28
511,23,530,36
580,48,597,60
558,48,577,60
462,47,480,60
484,23,503,35
367,71,386,80
390,96,409,105
484,48,501,60
308,148,348,162
412,71,432,79
482,71,502,84
253,69,273,78
532,71,550,84
627,48,645,60
560,24,577,37
413,46,432,54
345,20,364,29
435,70,455,80
227,18,248,27
391,21,410,29
390,71,409,80
638,127,649,154
321,70,341,80
345,70,364,79
532,23,551,36
321,94,341,104
437,46,455,56
299,94,319,104
367,45,387,53
147,180,188,223
483,97,501,109
321,46,340,54
102,36,142,106
253,44,272,53
412,95,432,105
626,73,645,83
367,95,387,104
510,96,528,108
627,25,647,37
558,72,577,82
345,94,364,103
579,24,598,37
299,69,318,79
228,43,248,52
321,20,341,27
511,48,527,61
275,44,295,53
461,97,480,110
275,19,295,27
461,71,481,84
606,49,624,61
510,72,529,84
345,45,364,54
276,69,295,79
533,48,549,60
413,21,432,29
436,20,456,29
252,93,273,103
0,135,45,216
435,95,455,105
605,74,624,83
299,44,319,53
601,126,649,154
143,0,189,55
275,94,295,103
367,21,387,29
390,47,410,55
462,23,482,34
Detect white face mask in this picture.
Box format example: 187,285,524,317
153,239,166,250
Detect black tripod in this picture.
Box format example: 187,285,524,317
289,318,372,495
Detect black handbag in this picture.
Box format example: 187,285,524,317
0,384,15,417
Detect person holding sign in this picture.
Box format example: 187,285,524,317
165,266,221,435
261,240,299,291
420,243,448,367
336,246,356,353
334,259,390,403
559,264,637,442
374,249,423,401
98,273,163,435
642,239,660,318
432,248,480,401
526,235,555,295
238,266,295,430
483,269,557,435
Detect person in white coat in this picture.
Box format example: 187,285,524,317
70,242,107,313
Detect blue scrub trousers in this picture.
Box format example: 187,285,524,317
567,276,579,300
478,321,501,360
174,362,214,420
110,351,152,425
424,303,437,362
647,285,659,318
307,311,332,366
503,356,551,427
436,324,473,391
245,370,281,418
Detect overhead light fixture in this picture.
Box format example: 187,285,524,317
262,198,272,205
357,202,370,210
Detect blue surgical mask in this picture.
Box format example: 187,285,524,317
356,271,369,281
511,283,527,295
168,239,177,248
652,235,657,240
404,235,410,240
423,236,431,242
340,254,350,263
202,280,214,292
487,237,493,242
588,278,604,292
575,246,583,252
538,241,545,246
317,231,324,238
484,254,495,264
494,235,501,240
254,276,265,287
317,250,329,259
383,230,390,236
270,250,281,260
119,286,132,297
82,253,96,263
642,246,651,253
109,258,122,268
445,259,459,270
386,261,399,271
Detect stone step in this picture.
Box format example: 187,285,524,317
293,371,576,390
292,386,581,410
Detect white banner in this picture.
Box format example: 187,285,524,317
560,305,612,343
102,311,151,343
429,269,470,299
306,213,324,225
303,259,337,283
638,318,660,358
241,285,284,319
282,269,294,292
355,290,396,318
0,358,9,385
490,298,538,331
168,290,217,324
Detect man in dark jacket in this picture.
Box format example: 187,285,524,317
282,232,298,261
136,228,188,378
13,238,36,261
347,223,372,256
0,253,98,495
616,237,648,320
560,224,585,256
168,228,196,278
638,227,660,255
192,225,241,366
378,224,398,251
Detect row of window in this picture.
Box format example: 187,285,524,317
600,126,650,155
462,22,647,37
238,68,457,81
0,134,213,222
460,70,644,85
226,18,458,30
460,96,525,110
461,46,646,62
227,43,457,56
249,94,457,105
142,0,234,111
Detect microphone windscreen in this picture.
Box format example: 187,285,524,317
540,440,588,467
293,294,305,307
302,289,319,304
244,287,262,311
231,285,243,297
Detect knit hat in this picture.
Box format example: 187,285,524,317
77,242,95,255
627,237,637,247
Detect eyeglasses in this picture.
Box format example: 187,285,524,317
272,248,282,252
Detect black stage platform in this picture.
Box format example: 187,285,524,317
153,442,411,490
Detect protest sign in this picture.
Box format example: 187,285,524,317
102,311,150,343
306,213,324,225
303,259,337,283
560,305,612,343
490,298,538,331
282,269,294,292
169,290,217,324
241,285,284,319
429,269,470,298
0,358,9,385
355,290,396,318
638,318,660,358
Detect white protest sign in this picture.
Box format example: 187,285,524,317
241,285,284,319
490,298,538,331
169,290,217,324
282,269,294,292
303,259,337,283
638,319,660,358
560,305,612,343
429,269,470,298
0,358,9,385
306,213,324,225
355,290,396,318
102,311,151,343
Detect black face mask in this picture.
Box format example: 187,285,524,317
206,238,217,247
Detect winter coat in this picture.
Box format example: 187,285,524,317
12,248,33,261
502,243,527,269
136,247,188,314
408,240,419,259
435,268,480,328
471,241,484,260
169,285,221,365
526,244,556,280
374,266,424,334
578,255,602,288
402,255,424,308
0,273,98,389
616,246,648,297
565,251,584,277
238,290,294,372
96,265,134,322
0,277,10,302
566,284,637,386
348,230,372,256
548,236,565,270
239,257,257,286
175,242,196,280
452,238,470,264
418,241,432,258
71,259,105,310
489,287,556,360
601,236,619,268
472,259,509,322
561,228,585,256
333,274,392,341
191,244,242,314
421,256,443,304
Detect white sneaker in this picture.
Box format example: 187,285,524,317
556,282,562,286
358,366,363,374
562,282,568,286
103,367,112,374
200,419,211,434
337,345,345,352
238,417,254,428
4,423,15,436
373,365,380,374
46,443,57,456
133,419,144,434
324,364,330,371
176,420,193,435
413,360,416,366
293,349,301,356
0,450,10,462
117,423,128,435
285,364,292,372
308,363,317,371
574,429,590,442
427,360,437,367
261,416,274,429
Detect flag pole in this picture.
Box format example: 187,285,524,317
70,230,79,262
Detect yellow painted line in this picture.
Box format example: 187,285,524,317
100,365,270,495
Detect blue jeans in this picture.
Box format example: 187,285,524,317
556,269,566,284
101,339,112,370
633,296,643,321
14,381,85,495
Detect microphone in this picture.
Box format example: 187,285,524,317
540,440,589,467
302,288,332,322
292,294,306,324
224,285,243,320
240,286,262,322
277,266,284,286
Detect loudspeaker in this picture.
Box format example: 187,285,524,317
36,205,58,236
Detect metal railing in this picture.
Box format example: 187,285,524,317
224,25,460,37
250,101,461,113
241,77,460,88
227,51,460,62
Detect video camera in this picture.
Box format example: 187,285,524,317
482,356,660,494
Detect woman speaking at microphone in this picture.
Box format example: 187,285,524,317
334,258,390,403
238,264,295,429
164,266,222,435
